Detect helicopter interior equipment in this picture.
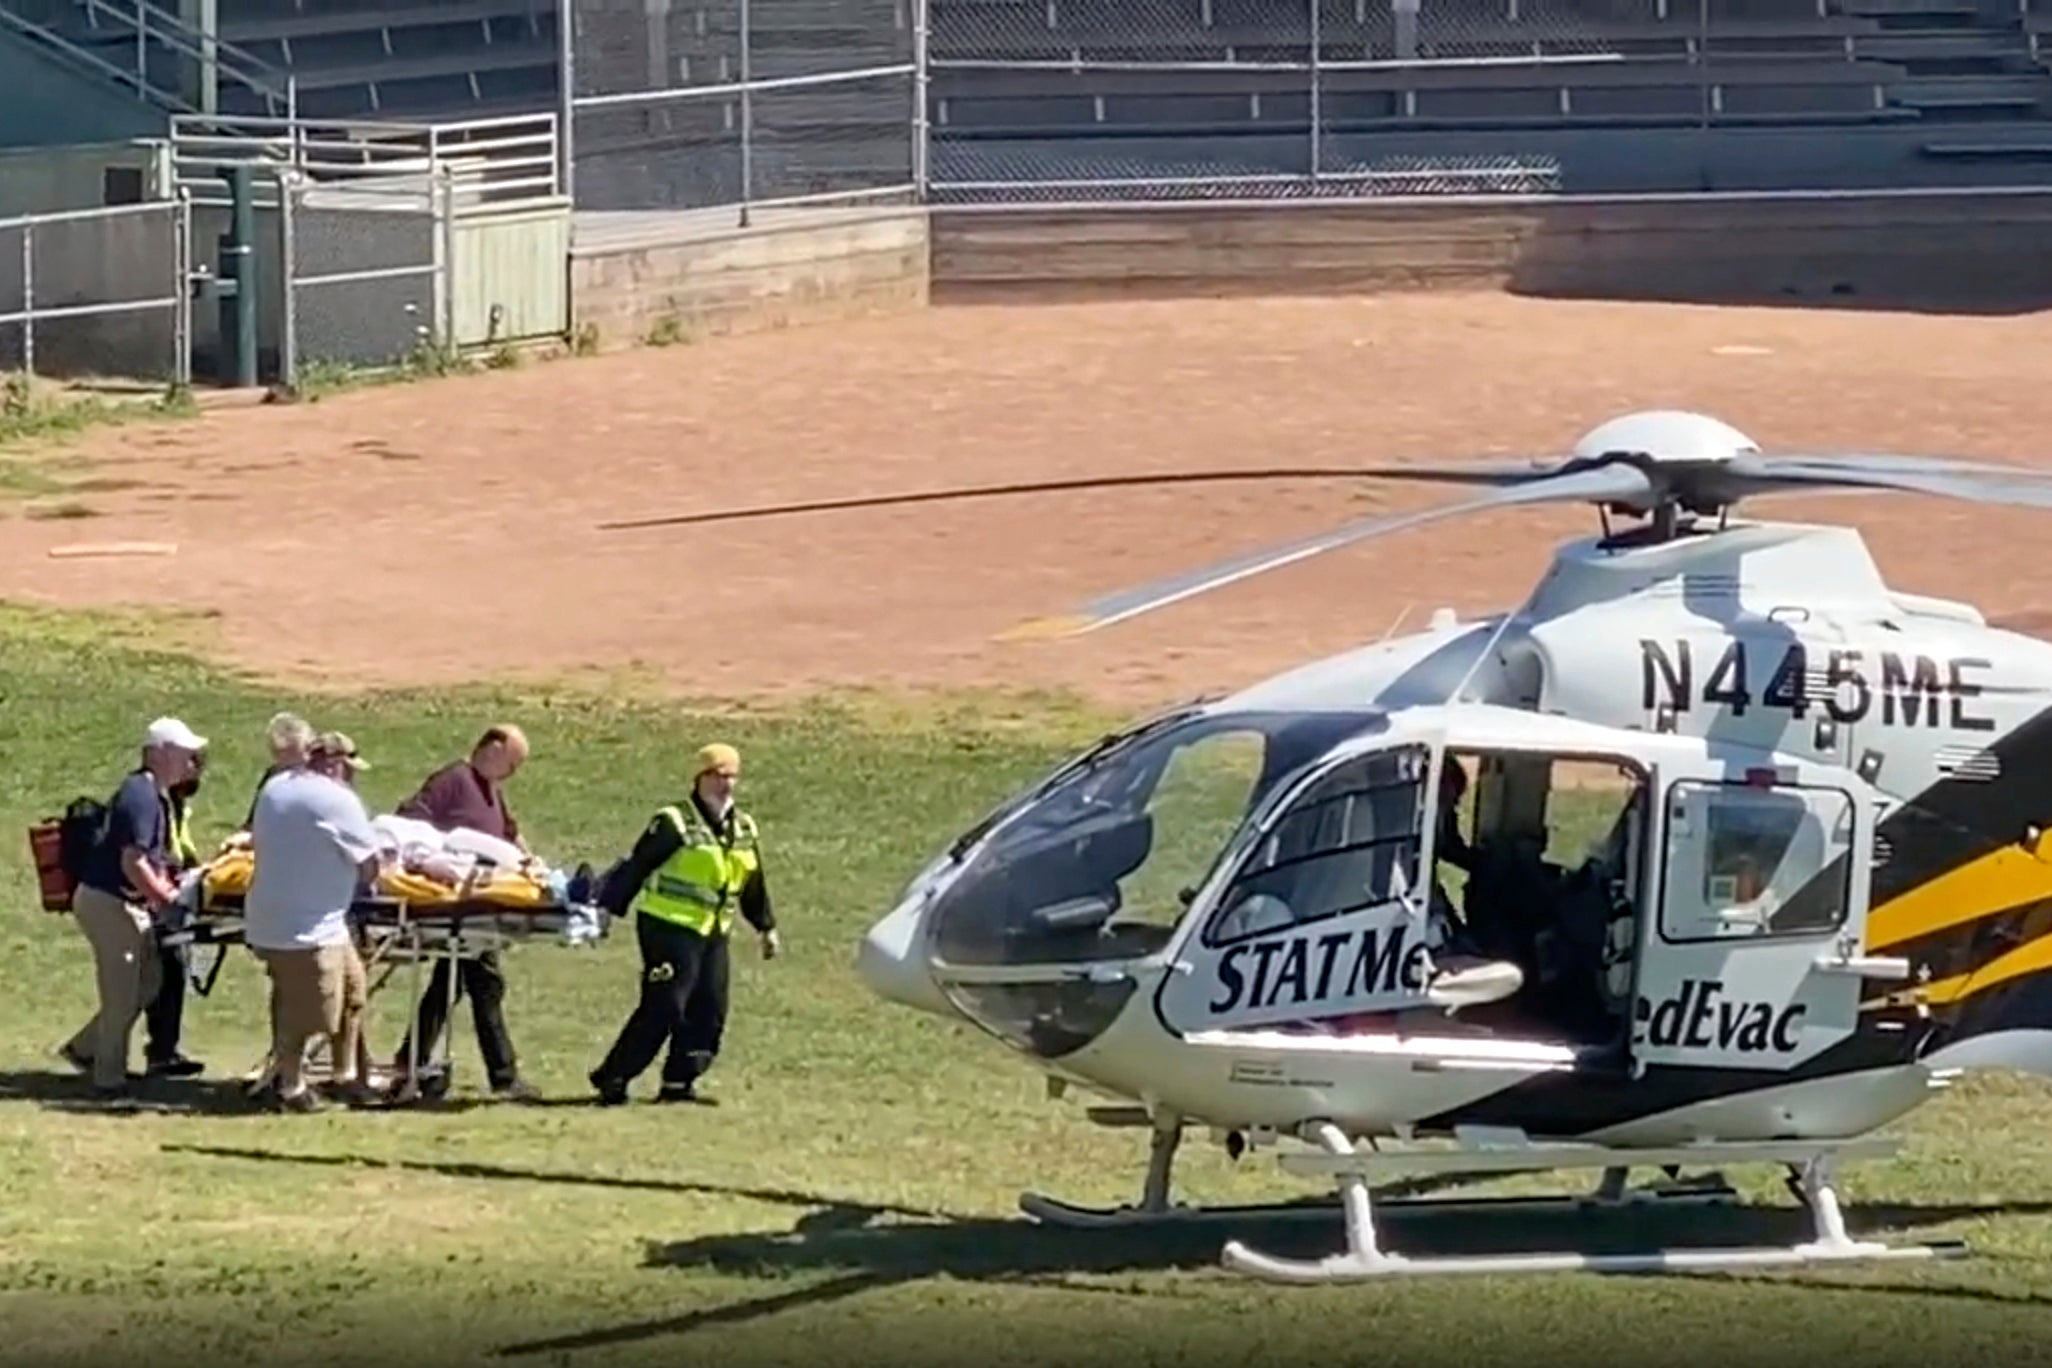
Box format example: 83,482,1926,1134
606,411,2052,1283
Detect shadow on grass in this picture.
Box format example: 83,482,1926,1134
0,1067,263,1117
495,1190,2052,1357
158,1140,957,1217
152,1136,2052,1357
0,1067,507,1116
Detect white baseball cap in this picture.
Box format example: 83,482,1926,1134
144,716,207,752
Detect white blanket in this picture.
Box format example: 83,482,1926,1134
371,814,527,884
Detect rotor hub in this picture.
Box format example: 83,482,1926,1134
1571,411,1760,466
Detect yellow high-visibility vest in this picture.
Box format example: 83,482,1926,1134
169,796,199,868
633,802,760,936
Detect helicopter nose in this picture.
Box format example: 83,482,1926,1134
855,896,954,1017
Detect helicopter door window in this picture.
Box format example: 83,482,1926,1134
1204,744,1431,946
1660,781,1853,943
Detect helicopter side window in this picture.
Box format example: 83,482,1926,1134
1660,781,1852,942
1203,744,1430,946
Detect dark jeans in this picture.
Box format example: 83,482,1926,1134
395,951,519,1088
144,940,186,1063
593,913,732,1087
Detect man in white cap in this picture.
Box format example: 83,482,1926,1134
59,716,206,1100
588,741,780,1105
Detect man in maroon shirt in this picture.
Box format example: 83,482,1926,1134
388,724,539,1101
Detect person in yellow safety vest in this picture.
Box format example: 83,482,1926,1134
144,754,207,1078
588,742,780,1106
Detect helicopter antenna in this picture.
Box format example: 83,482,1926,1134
1376,603,1414,643
1445,605,1522,710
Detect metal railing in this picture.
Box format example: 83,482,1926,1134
0,196,192,386
6,0,298,118
169,111,563,213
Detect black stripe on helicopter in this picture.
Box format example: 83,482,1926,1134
1638,638,1997,731
1833,706,2052,980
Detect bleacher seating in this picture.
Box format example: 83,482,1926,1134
927,0,2052,131
211,0,558,119
9,0,2052,195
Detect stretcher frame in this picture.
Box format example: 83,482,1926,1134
164,890,604,1103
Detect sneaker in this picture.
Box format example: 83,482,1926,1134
272,1087,323,1114
57,1042,91,1075
492,1078,542,1103
145,1054,205,1079
588,1070,628,1106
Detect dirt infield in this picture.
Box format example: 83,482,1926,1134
6,290,2052,710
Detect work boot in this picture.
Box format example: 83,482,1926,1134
657,1080,715,1106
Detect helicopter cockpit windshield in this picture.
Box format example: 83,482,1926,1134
924,707,1393,975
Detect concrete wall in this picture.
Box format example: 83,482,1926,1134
568,205,929,347
927,190,2052,313
0,140,174,217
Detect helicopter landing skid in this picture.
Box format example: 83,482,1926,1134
1218,1124,1971,1284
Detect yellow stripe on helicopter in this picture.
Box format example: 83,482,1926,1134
1867,830,2052,954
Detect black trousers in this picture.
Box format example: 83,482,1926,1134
144,941,186,1063
396,951,519,1088
594,913,732,1087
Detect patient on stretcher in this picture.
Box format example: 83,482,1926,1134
181,811,594,919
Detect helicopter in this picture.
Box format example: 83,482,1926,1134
606,410,2052,1283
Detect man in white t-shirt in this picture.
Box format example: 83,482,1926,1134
246,731,385,1112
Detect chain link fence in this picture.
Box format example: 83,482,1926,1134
279,174,449,386
0,199,193,386
922,0,1896,200
565,0,922,217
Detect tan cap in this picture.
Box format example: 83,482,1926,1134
313,730,371,771
695,742,740,777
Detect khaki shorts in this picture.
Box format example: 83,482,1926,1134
255,942,367,1038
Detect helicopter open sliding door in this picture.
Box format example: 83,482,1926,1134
1155,741,1437,1036
1632,759,1873,1073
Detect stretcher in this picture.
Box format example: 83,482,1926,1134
160,836,610,1101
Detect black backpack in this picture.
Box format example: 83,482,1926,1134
56,795,109,881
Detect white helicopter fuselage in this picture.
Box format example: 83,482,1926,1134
858,516,2052,1150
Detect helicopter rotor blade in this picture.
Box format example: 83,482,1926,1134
1002,463,1655,640
591,455,1614,533
1728,455,2052,508
591,466,1473,532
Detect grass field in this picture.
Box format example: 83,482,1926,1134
8,604,2052,1368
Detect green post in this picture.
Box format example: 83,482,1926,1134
217,165,257,387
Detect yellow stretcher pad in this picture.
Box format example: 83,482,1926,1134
199,842,556,911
